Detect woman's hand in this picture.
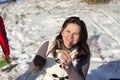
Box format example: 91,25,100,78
56,50,72,68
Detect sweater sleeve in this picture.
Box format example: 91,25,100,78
65,55,90,80
29,41,49,73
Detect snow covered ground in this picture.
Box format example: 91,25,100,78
0,0,120,80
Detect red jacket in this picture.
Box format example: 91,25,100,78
0,16,10,57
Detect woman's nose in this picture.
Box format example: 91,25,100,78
70,34,74,39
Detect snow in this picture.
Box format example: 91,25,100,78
0,0,120,80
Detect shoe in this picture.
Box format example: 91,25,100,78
0,56,5,61
5,56,14,64
0,56,7,68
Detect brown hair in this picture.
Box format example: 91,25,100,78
51,16,91,60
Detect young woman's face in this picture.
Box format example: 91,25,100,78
62,23,80,48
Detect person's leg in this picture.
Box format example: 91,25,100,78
0,16,13,63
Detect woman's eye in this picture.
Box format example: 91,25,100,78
74,33,79,35
66,30,70,33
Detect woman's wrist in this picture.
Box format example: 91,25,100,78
65,62,73,70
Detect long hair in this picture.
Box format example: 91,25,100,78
51,16,91,60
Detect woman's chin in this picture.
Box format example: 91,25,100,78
66,45,72,49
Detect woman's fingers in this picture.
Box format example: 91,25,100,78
56,50,72,66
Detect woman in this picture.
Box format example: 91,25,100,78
26,16,91,80
0,16,13,63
